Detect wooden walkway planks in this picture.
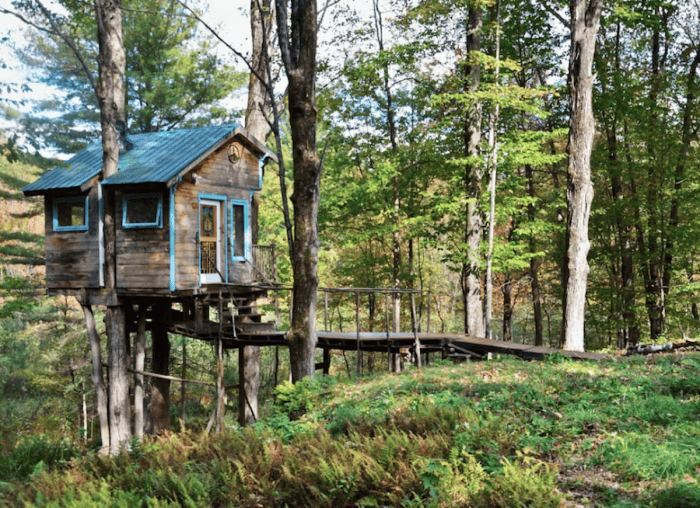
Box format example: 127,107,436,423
165,319,608,361
315,331,608,361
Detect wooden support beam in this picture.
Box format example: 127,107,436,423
411,293,421,368
134,306,147,439
80,302,110,454
355,290,362,374
323,348,331,375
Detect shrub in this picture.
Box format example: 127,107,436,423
480,456,561,508
652,482,700,508
0,435,79,482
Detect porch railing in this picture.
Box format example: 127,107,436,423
251,244,277,283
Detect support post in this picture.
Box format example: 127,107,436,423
323,348,331,375
239,345,259,425
150,320,171,434
180,340,187,430
106,304,131,454
80,302,110,453
134,305,147,439
207,337,226,433
355,290,362,374
411,292,422,368
427,289,431,334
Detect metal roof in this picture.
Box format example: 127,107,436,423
23,125,242,195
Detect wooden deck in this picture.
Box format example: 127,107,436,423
163,320,607,361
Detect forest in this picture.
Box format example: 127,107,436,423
0,0,700,505
1,0,697,350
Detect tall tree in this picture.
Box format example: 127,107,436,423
462,3,486,338
94,0,131,453
562,0,604,351
240,0,274,425
275,0,321,381
16,0,242,153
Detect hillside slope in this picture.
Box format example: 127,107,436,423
2,353,700,507
0,150,46,279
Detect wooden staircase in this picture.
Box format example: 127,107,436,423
208,293,278,343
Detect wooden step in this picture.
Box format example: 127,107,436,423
237,321,276,333
234,313,264,323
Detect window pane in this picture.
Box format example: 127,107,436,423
232,204,245,257
56,201,86,228
125,196,160,225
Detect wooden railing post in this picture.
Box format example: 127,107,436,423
411,291,421,368
356,290,362,374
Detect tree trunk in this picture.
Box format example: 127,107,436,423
81,303,109,453
241,0,274,425
525,164,543,347
484,0,501,341
105,306,131,453
562,0,603,352
276,0,320,382
501,273,513,342
239,344,260,424
462,5,485,338
94,0,129,453
150,325,171,434
134,307,147,439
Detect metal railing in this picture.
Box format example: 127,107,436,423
251,244,277,283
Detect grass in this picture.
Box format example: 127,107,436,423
0,351,699,507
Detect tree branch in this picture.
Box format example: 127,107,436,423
34,0,98,95
275,0,292,73
541,2,569,30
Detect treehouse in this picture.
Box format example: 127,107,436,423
22,125,277,303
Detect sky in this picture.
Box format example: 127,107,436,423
0,0,255,155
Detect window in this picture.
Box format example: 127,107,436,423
53,196,88,231
230,200,249,261
122,193,163,228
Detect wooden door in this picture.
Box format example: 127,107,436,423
200,199,222,283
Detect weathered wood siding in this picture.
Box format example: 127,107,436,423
173,139,259,290
45,187,100,290
115,190,170,292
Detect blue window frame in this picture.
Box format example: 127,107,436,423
53,196,88,232
230,199,250,261
122,193,163,228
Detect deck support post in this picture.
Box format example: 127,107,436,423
180,340,187,430
323,348,331,374
355,290,362,374
80,301,110,453
151,310,171,434
106,304,132,454
134,304,148,439
411,292,421,368
239,345,260,425
207,336,226,433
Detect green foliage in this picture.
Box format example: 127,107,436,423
14,0,245,153
596,434,700,481
0,435,79,482
652,482,700,508
419,450,486,506
1,354,700,507
482,456,561,508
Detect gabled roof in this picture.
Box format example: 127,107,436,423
23,124,273,196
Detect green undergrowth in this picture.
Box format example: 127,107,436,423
2,352,700,507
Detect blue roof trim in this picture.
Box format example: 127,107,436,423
23,125,238,194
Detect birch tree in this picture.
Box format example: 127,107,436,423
562,0,603,351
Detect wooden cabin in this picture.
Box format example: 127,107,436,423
23,125,277,303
